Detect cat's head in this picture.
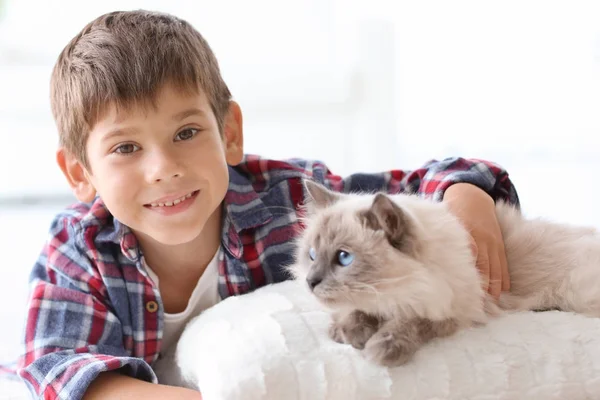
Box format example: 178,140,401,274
291,180,425,313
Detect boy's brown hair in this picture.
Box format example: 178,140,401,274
50,9,232,168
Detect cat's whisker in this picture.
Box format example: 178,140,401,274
364,275,413,288
321,276,365,307
350,281,385,309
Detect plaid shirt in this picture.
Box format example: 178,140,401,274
13,155,518,399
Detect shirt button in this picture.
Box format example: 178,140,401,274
146,301,158,313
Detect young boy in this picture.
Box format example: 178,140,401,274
15,9,519,400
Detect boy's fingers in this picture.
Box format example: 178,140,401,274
498,242,510,292
469,235,478,258
488,250,503,300
475,243,490,291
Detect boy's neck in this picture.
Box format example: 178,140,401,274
136,205,223,283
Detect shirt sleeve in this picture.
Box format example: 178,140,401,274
17,213,155,400
307,156,520,206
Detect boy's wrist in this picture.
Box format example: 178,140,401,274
84,372,202,400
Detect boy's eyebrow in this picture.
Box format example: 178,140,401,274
101,109,207,142
102,126,140,142
172,108,207,121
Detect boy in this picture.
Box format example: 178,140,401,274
15,9,519,400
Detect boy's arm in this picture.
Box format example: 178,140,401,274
309,156,520,206
17,213,156,400
84,372,201,399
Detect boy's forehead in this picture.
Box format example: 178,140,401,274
96,83,212,126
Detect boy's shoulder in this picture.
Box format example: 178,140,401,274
222,154,334,237
231,154,336,190
45,196,125,260
50,196,115,234
34,196,135,286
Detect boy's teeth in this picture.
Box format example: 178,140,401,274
150,191,194,208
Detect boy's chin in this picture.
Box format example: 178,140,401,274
137,225,203,246
150,230,201,246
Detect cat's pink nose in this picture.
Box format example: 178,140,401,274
307,276,322,291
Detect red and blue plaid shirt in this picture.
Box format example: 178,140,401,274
11,155,519,399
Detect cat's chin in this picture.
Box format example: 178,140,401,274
314,294,351,310
315,296,339,307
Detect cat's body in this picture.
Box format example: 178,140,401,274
289,181,600,367
496,203,600,315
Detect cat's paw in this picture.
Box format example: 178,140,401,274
329,322,345,344
329,310,381,349
363,319,425,367
363,329,418,367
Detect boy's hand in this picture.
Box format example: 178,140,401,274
442,183,509,300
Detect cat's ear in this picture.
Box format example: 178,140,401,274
303,179,341,211
363,193,419,256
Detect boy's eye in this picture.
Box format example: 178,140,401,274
113,143,140,154
175,128,199,141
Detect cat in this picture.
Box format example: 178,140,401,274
288,180,600,367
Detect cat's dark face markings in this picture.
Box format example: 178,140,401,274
295,180,422,309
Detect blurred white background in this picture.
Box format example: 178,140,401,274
1,0,599,364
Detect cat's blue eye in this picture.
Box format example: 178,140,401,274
337,250,354,267
308,247,317,261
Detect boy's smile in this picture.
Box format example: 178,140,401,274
146,189,199,208
144,189,200,215
59,82,244,247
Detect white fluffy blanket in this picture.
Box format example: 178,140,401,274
170,281,600,400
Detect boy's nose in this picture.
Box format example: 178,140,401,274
146,151,184,183
153,172,181,182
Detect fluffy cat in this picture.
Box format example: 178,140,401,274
288,180,600,367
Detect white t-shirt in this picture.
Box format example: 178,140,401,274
146,248,221,354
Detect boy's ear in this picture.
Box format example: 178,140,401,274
223,101,244,166
56,148,96,203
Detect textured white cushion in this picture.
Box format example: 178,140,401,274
170,281,600,400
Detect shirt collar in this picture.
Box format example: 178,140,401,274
221,166,273,258
90,197,141,262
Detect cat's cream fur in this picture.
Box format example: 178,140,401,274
289,180,600,367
